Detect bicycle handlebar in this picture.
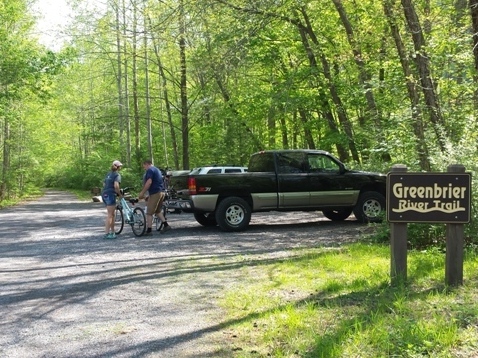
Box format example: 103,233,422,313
120,187,132,195
118,187,139,205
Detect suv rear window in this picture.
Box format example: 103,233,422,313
190,166,248,174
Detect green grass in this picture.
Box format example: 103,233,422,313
69,188,96,201
0,188,44,209
218,244,478,357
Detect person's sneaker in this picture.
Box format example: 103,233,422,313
160,225,171,234
107,232,116,239
143,231,152,236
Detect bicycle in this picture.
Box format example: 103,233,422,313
151,190,169,231
151,206,168,231
114,187,147,236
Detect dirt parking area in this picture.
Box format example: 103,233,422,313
0,191,365,357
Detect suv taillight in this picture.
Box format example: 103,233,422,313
188,177,197,195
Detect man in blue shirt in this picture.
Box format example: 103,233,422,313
139,160,171,235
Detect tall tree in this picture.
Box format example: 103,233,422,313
131,0,141,163
401,0,446,151
383,0,431,171
143,2,153,163
179,0,189,169
470,0,478,107
148,14,180,169
0,0,58,199
122,0,132,166
331,0,391,161
114,0,126,160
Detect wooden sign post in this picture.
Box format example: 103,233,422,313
389,165,408,283
445,164,466,286
387,164,470,286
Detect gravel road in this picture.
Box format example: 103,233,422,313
0,190,365,358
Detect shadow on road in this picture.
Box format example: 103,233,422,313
0,190,367,358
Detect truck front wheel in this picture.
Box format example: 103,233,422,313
194,212,217,226
353,191,385,223
322,208,353,221
215,197,251,232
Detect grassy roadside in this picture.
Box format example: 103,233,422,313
0,188,44,209
0,189,93,209
69,189,96,201
217,243,478,357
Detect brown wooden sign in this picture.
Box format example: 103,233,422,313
387,172,471,223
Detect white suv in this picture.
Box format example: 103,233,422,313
189,166,248,175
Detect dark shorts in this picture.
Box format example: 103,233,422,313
102,192,117,206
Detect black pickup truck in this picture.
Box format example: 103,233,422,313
166,149,387,231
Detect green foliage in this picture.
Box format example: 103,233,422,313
46,154,145,195
364,219,477,250
1,0,478,210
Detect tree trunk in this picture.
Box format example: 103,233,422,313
148,16,180,170
401,0,446,152
279,116,289,149
297,9,360,162
288,11,352,160
114,0,125,160
298,108,315,149
179,0,189,169
384,0,431,171
330,0,380,125
143,4,153,163
213,0,353,160
267,102,276,148
469,0,478,107
132,1,141,164
330,0,391,161
214,74,264,150
122,0,131,166
0,117,10,201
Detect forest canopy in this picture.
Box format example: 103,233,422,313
1,0,478,200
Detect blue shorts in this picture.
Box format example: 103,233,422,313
102,192,117,206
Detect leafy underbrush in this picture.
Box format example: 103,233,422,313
218,244,478,357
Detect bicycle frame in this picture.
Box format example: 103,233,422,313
152,203,167,231
114,188,146,236
142,191,168,232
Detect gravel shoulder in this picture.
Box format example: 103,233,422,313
0,190,365,358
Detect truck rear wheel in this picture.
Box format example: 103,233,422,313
353,191,385,223
215,197,251,232
194,212,217,226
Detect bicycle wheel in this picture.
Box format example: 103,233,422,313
155,205,167,231
131,207,146,236
114,206,124,234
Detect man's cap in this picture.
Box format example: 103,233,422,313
113,160,122,167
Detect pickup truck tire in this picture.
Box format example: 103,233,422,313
215,196,251,232
322,208,353,221
194,212,218,227
353,191,385,223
